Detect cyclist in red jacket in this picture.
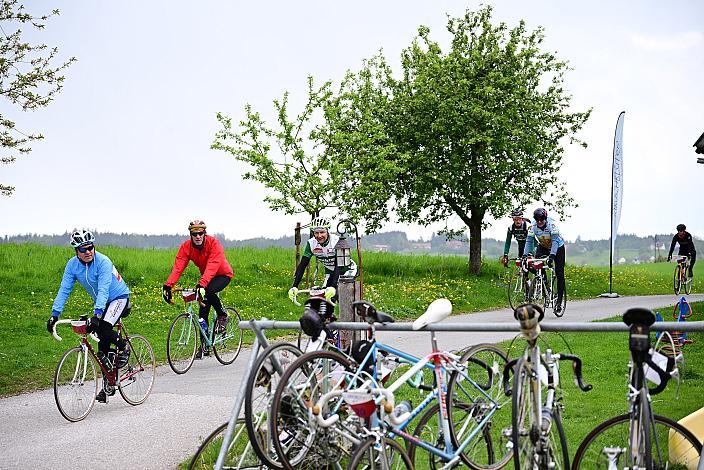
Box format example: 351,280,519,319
162,220,233,356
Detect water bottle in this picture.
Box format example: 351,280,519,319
393,400,412,419
199,318,209,333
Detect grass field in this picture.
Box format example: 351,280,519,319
0,242,702,398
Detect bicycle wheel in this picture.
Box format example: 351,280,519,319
167,313,198,374
245,342,303,469
529,275,545,307
213,307,243,365
54,346,98,422
188,420,263,470
547,405,570,470
508,271,529,310
674,265,682,295
118,334,156,405
685,270,692,295
572,413,702,469
269,349,356,470
448,344,512,470
511,356,537,470
551,275,566,318
348,436,413,470
406,403,455,469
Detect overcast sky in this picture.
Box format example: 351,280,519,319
2,0,703,242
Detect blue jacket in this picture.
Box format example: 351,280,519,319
524,217,565,257
52,251,130,316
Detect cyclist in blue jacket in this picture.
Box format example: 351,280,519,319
46,229,131,403
523,208,566,314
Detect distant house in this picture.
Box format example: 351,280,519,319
410,242,431,251
446,240,465,250
618,257,626,264
372,244,389,252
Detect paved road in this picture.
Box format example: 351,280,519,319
1,294,700,469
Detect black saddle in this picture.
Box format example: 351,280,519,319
623,308,655,327
351,300,395,324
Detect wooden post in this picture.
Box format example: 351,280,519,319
294,223,301,273
338,274,356,350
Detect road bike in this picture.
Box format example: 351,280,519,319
502,304,592,470
572,307,702,469
51,313,155,422
524,256,567,317
188,418,263,470
672,255,693,295
269,299,513,470
166,287,243,374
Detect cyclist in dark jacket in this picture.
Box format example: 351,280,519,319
502,208,531,267
668,224,696,278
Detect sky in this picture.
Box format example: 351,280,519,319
2,0,703,243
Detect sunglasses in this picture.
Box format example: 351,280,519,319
191,231,206,237
77,244,95,253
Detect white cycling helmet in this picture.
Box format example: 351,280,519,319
310,217,330,231
70,229,95,248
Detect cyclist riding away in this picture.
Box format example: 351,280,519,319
668,223,696,279
502,208,531,267
162,220,234,358
288,217,357,303
46,229,131,403
523,208,566,315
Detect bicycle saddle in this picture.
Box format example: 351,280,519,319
623,308,655,327
351,300,395,324
514,303,544,323
412,298,452,330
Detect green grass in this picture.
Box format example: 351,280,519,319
0,243,702,397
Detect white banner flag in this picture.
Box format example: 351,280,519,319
611,111,625,258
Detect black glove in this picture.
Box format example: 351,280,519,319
162,284,172,304
547,254,556,268
667,255,672,262
86,316,101,334
47,316,58,334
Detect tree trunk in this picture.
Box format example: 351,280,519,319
468,212,483,275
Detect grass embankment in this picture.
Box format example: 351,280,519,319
0,243,701,397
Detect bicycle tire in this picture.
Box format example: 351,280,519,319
269,349,356,470
685,272,692,295
511,356,536,470
571,412,702,469
348,436,413,470
188,420,263,470
674,265,682,296
245,342,303,469
213,307,243,365
508,271,529,310
550,405,570,469
118,334,155,405
448,344,512,470
54,346,98,422
552,276,566,317
167,313,197,374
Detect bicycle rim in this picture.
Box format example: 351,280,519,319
348,437,413,470
449,344,512,469
406,403,450,470
547,406,570,469
118,334,155,405
572,413,702,469
167,313,197,374
213,307,243,365
673,266,682,295
270,349,356,470
188,420,263,470
54,346,98,422
508,271,528,310
245,342,303,469
511,357,537,470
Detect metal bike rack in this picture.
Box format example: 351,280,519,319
214,319,704,470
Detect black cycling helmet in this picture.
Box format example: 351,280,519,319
510,208,524,218
299,306,324,339
533,208,548,221
676,224,686,232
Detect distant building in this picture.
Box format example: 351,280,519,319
410,242,431,251
618,257,626,264
372,244,389,252
446,240,465,250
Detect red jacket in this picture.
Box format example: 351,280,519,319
165,235,233,287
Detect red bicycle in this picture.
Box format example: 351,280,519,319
51,315,155,422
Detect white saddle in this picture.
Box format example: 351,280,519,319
412,298,452,330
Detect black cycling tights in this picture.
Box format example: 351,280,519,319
96,319,126,354
537,245,566,303
199,275,232,322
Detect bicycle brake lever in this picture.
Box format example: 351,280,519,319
502,358,519,396
559,354,592,392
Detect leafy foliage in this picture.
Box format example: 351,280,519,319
326,6,591,273
212,76,345,222
0,0,76,196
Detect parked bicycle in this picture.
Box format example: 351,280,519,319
503,303,592,469
51,314,155,422
672,255,693,296
572,307,702,469
188,418,264,470
269,298,513,470
166,287,243,374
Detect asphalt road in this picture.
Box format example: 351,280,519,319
1,293,701,469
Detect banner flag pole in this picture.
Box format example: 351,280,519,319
601,111,625,299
